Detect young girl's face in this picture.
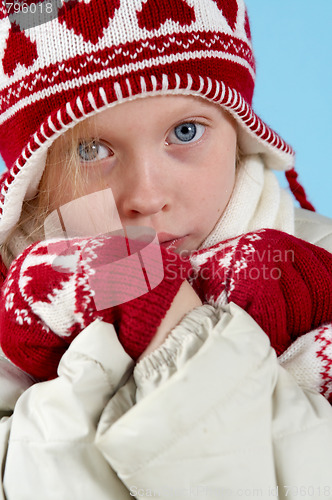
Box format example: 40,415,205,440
53,95,237,254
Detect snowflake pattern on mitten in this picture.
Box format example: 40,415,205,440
0,235,190,380
189,229,332,355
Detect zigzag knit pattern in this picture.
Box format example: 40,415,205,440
279,324,332,404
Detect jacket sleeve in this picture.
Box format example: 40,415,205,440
1,304,332,500
294,207,332,252
0,320,135,500
95,303,332,499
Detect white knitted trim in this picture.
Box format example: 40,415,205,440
0,51,255,126
0,76,294,245
278,324,332,400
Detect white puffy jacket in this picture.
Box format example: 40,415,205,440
0,208,332,500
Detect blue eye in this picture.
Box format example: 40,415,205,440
168,122,205,145
78,140,112,162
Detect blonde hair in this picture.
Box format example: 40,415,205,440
0,116,100,268
0,112,245,269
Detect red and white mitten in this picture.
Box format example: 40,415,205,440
0,234,191,380
189,229,332,356
278,324,332,404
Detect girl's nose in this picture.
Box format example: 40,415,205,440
118,156,169,218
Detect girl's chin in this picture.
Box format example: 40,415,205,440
174,240,201,258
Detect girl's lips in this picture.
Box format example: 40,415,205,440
158,233,188,251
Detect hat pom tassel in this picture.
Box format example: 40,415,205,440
286,168,315,212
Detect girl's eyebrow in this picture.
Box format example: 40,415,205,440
90,99,219,138
103,109,214,126
165,102,218,120
77,129,102,142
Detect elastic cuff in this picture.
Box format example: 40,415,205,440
133,304,220,401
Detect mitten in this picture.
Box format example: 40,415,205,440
0,233,191,380
189,229,332,355
278,323,332,404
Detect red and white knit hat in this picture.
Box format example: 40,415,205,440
0,0,314,243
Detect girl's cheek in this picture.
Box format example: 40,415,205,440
81,161,116,187
166,144,208,167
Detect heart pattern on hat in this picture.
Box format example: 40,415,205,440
0,0,300,241
3,27,38,77
58,0,121,44
137,0,196,31
212,0,238,31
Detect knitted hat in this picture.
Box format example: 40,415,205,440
0,0,314,244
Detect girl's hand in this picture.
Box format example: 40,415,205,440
0,235,193,380
189,228,332,355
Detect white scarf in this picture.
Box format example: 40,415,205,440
199,154,295,249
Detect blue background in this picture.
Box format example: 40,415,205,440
246,0,331,218
0,1,331,218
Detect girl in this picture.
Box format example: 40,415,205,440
0,0,332,498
